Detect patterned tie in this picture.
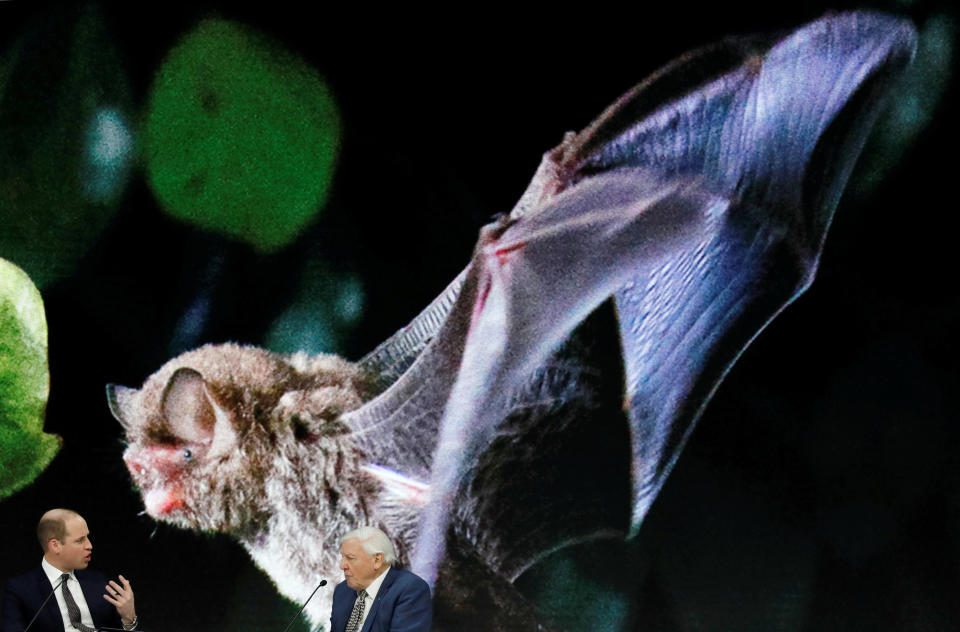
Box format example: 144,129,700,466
60,574,96,632
344,589,367,632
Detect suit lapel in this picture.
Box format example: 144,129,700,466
334,588,357,632
77,571,101,625
360,567,396,632
34,567,65,632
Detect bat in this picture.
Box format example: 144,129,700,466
106,11,916,630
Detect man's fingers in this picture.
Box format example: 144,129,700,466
106,579,131,598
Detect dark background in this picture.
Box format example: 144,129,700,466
1,1,957,630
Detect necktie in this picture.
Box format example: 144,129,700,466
60,574,96,632
344,589,367,632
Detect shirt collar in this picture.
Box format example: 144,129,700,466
41,557,74,587
362,565,390,601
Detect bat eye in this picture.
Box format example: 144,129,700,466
183,448,193,461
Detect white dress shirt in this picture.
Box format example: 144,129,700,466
41,558,96,631
355,566,390,631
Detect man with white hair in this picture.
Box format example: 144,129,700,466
330,527,431,632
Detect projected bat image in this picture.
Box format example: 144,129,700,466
105,11,915,630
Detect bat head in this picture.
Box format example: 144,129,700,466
107,343,372,535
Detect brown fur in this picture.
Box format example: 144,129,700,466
110,343,418,627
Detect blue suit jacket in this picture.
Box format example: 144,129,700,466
330,567,432,632
1,567,123,632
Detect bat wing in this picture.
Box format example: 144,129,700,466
412,11,917,583
578,11,921,533
356,271,468,395
343,11,917,589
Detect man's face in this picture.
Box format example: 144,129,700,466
50,516,92,572
340,538,384,591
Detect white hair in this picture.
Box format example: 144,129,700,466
341,526,396,565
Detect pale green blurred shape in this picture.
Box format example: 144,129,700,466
0,5,134,288
0,258,58,500
854,11,954,196
265,260,364,356
519,542,632,631
144,19,341,253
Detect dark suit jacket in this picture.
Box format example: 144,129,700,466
330,567,432,632
1,567,123,632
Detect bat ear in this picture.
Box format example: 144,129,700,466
106,384,136,428
161,368,236,454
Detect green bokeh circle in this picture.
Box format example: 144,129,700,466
144,19,340,252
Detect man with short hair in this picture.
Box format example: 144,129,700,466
0,509,138,632
330,526,431,632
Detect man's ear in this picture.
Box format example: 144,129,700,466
48,538,61,554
